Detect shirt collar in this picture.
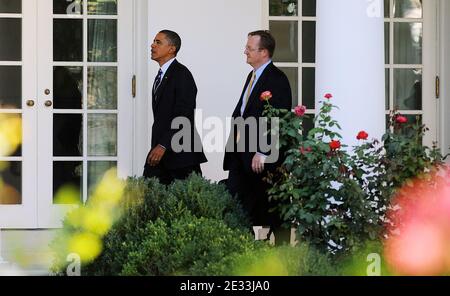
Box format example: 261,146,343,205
160,57,176,76
253,60,272,80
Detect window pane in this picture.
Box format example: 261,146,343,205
385,22,389,64
0,18,21,61
270,21,298,63
269,0,297,16
394,68,422,110
0,161,22,205
88,66,117,110
303,116,314,136
394,115,422,139
54,114,83,156
302,21,316,63
88,19,117,62
0,114,22,157
53,0,82,15
394,0,422,18
54,66,83,109
88,0,117,15
0,66,21,109
394,22,422,64
302,68,315,109
303,0,316,17
279,67,298,107
386,68,390,110
0,0,21,13
88,114,117,156
88,161,116,195
385,0,390,17
53,161,82,204
54,19,83,62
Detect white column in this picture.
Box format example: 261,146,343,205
316,0,385,147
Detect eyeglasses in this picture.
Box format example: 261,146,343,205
245,47,262,52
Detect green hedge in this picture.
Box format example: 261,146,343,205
52,173,341,276
81,174,257,275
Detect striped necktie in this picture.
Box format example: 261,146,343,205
153,69,163,95
243,71,256,109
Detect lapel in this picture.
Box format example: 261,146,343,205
233,71,253,118
242,62,273,116
153,59,178,109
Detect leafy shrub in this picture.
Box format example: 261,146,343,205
69,174,253,275
52,172,346,276
120,216,261,276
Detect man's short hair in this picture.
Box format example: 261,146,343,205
248,30,276,58
159,29,182,55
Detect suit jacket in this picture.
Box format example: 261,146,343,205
149,59,207,170
223,62,292,173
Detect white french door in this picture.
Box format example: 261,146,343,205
0,0,133,229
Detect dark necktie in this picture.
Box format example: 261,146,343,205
153,69,163,94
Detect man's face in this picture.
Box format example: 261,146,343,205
245,35,266,67
151,33,175,63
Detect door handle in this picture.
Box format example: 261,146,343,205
44,100,53,107
26,100,35,107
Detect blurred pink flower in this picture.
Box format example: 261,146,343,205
385,167,450,275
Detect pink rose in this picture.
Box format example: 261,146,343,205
324,93,333,100
396,115,408,124
299,146,312,155
260,91,272,102
294,105,306,117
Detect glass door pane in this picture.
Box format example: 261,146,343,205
51,2,120,205
0,4,22,206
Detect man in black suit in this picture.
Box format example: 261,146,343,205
224,30,292,244
144,30,207,185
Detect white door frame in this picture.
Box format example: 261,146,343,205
0,0,38,228
423,0,438,147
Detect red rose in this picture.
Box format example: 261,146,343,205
324,93,333,100
294,105,306,117
396,115,408,124
357,131,369,140
329,140,341,150
260,91,272,101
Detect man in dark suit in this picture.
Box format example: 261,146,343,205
144,30,207,185
224,30,292,244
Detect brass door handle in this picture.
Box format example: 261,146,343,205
26,100,35,107
44,100,53,107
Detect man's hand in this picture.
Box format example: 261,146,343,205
147,145,166,167
252,153,266,174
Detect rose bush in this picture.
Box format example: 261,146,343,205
262,94,447,256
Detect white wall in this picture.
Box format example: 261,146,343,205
140,0,263,181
